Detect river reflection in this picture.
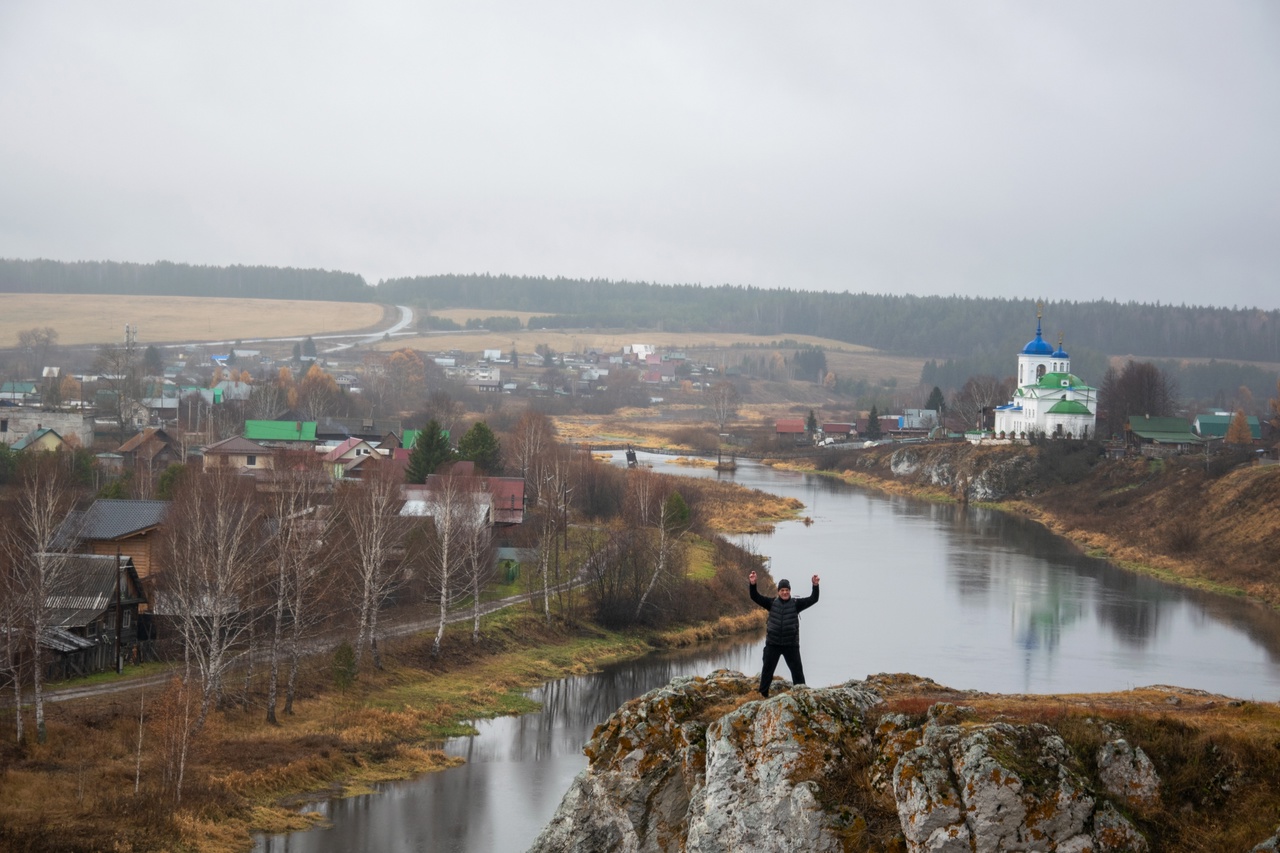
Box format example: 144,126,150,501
256,452,1280,853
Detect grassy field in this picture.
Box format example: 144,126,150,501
0,294,387,347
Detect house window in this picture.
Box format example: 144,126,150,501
107,611,115,630
247,454,257,466
0,418,7,432
123,611,131,629
86,621,98,637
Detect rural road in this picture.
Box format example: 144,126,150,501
38,583,560,705
157,304,415,351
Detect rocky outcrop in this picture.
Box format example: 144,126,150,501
860,444,1040,503
530,672,1172,853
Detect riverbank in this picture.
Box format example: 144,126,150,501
769,442,1280,611
0,606,767,853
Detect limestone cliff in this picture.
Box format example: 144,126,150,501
530,671,1280,853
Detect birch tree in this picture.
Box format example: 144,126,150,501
263,455,332,723
334,463,406,672
418,468,484,656
156,468,264,733
3,456,79,743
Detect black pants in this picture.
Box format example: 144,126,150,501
760,643,805,696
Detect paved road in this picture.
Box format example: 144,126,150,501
154,304,415,351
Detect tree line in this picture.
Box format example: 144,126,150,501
0,259,369,302
6,260,1278,364
378,273,1280,364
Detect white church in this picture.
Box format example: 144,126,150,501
992,305,1097,440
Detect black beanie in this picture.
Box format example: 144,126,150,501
777,578,791,590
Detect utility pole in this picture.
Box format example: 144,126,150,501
115,549,124,674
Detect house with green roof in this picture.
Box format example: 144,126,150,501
1127,415,1203,457
1193,412,1262,442
243,419,317,445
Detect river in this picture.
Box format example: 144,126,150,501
255,451,1280,853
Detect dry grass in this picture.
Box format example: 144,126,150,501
0,294,386,347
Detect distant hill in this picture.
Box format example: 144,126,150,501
0,258,370,303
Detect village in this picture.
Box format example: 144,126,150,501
1,313,1276,688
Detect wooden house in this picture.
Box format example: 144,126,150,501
203,435,274,472
1127,415,1204,457
39,554,146,679
54,499,170,583
775,418,808,444
117,427,183,479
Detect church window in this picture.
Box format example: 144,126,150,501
1036,365,1046,379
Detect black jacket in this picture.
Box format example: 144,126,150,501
750,582,819,646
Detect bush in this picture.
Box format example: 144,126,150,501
332,642,356,691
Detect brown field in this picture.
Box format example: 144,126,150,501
0,294,387,347
378,308,927,389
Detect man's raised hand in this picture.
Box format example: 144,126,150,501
748,571,758,584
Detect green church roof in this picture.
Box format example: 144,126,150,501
1047,399,1092,415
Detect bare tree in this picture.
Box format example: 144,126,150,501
2,456,79,743
95,341,142,436
510,409,557,499
334,463,406,672
155,468,264,733
948,374,1014,433
17,326,58,377
708,380,741,434
263,455,333,723
417,468,485,655
1097,360,1179,437
531,451,573,625
461,486,497,643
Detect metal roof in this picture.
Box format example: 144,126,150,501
44,554,144,627
57,500,169,543
244,420,318,442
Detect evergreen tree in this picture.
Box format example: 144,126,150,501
806,409,818,434
292,341,302,362
302,336,317,359
458,421,502,473
867,405,883,439
925,386,946,413
143,345,164,376
406,419,453,483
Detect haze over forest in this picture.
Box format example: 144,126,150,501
3,257,1278,412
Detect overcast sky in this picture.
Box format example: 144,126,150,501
2,2,1278,310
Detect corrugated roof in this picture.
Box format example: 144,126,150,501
60,500,170,542
39,626,95,653
1127,416,1203,444
44,554,143,627
244,420,317,442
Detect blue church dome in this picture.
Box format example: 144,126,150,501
1023,315,1053,355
